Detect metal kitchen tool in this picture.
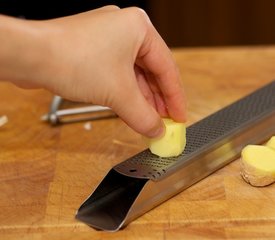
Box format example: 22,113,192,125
41,95,116,125
76,81,275,232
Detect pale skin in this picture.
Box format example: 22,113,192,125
0,6,187,138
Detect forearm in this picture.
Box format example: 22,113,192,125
0,14,50,88
0,7,186,137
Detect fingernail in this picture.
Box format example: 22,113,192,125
147,121,165,138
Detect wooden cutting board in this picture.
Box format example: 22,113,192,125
1,46,275,239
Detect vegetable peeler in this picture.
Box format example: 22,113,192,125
41,96,116,125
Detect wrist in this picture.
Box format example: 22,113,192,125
0,15,55,88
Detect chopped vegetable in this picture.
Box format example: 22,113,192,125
241,142,275,187
266,136,275,150
147,118,186,158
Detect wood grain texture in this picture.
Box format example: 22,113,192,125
0,46,275,240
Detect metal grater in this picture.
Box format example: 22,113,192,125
76,81,275,232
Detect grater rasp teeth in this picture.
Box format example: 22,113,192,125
114,81,275,180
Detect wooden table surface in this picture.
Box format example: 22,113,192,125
1,46,275,240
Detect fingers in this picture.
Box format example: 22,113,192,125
135,65,156,109
143,71,169,117
136,17,187,123
111,71,165,138
93,5,120,12
135,65,169,118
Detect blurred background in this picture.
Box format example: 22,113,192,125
0,0,275,47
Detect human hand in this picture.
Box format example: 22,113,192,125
1,6,187,137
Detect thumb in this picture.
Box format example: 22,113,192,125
111,76,164,138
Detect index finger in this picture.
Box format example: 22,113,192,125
136,17,187,123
